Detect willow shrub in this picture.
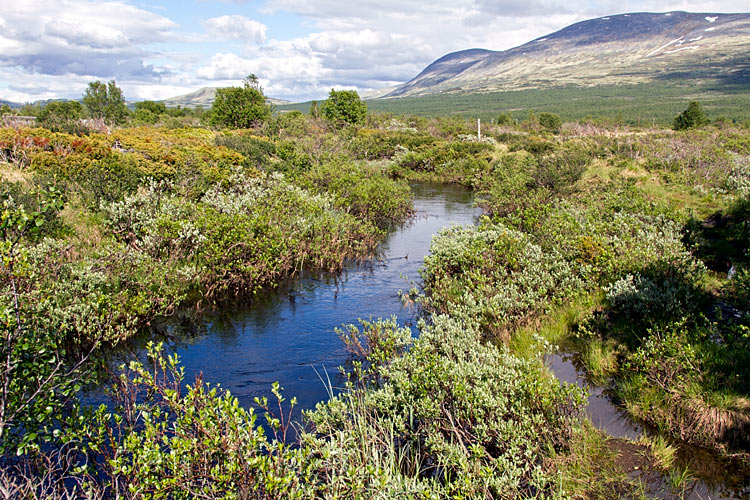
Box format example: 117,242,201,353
305,314,585,498
303,159,413,228
42,314,582,498
74,342,308,500
105,170,381,301
420,222,584,338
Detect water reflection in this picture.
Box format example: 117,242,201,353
547,351,750,499
169,183,482,414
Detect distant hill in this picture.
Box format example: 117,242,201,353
161,87,292,108
385,11,750,97
0,99,22,109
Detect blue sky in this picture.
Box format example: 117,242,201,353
0,0,742,103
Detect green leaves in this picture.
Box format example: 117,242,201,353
321,89,367,127
209,77,272,129
82,80,128,125
673,101,709,130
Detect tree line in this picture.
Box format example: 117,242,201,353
1,76,370,134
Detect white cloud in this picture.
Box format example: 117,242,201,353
203,15,267,43
194,28,432,99
0,0,175,81
0,0,745,102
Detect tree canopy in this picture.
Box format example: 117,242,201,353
82,80,128,125
673,101,709,130
321,89,367,126
209,74,271,129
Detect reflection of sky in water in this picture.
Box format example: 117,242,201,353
170,183,481,414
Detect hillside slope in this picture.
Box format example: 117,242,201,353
162,87,291,108
386,12,750,97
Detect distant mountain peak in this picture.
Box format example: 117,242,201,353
384,11,750,98
161,87,292,108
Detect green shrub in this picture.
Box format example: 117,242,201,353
539,112,562,132
321,89,367,126
497,112,513,126
303,159,413,228
215,133,276,170
78,342,306,499
421,222,584,337
305,314,584,498
208,76,272,129
673,101,709,130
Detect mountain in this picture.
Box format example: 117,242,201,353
385,11,750,98
0,99,22,109
161,87,292,108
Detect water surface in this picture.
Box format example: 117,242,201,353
169,183,481,412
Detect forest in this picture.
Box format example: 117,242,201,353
0,81,749,498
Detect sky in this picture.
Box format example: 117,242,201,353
0,0,743,103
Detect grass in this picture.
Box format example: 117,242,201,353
580,339,619,384
508,293,601,362
281,82,750,126
547,421,649,499
667,465,695,497
640,434,678,470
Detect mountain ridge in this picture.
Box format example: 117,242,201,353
384,11,750,98
161,87,292,109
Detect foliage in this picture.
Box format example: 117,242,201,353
215,133,276,170
37,101,87,134
82,80,128,125
538,112,562,132
673,101,709,130
209,75,272,129
321,89,367,126
497,112,513,126
0,187,101,455
75,342,306,499
277,81,750,126
2,108,750,493
133,100,167,116
305,314,584,498
421,222,584,339
303,159,413,228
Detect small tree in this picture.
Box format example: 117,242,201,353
673,101,709,130
538,112,562,132
321,89,367,126
309,100,321,119
134,100,167,116
39,101,83,122
209,75,271,129
497,112,512,126
82,80,128,125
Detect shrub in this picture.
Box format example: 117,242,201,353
209,75,272,129
215,133,276,170
77,342,306,498
303,159,413,227
497,112,513,126
539,112,562,132
82,80,128,125
321,89,367,126
305,314,584,498
421,223,584,337
673,101,709,131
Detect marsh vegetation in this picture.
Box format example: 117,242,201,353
1,89,749,498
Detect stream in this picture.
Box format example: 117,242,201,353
93,182,747,498
158,182,482,414
548,353,750,499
